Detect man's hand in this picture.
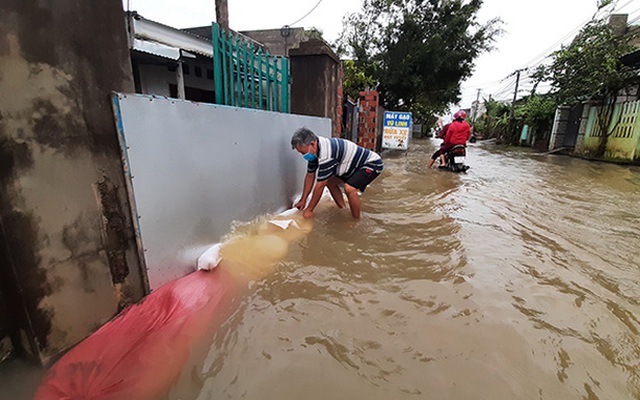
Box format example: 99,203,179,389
302,209,314,219
294,199,306,210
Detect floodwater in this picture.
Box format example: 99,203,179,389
167,139,640,400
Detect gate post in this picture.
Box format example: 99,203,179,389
549,106,571,151
289,40,341,135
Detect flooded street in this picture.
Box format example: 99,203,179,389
173,139,640,400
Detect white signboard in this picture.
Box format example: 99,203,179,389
382,111,412,150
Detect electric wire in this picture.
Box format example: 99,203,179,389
289,0,325,26
517,0,635,71
460,1,638,109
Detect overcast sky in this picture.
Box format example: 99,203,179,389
123,0,640,113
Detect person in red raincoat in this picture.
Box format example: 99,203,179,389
428,110,471,169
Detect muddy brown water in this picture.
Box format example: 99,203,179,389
6,139,639,399
166,139,640,400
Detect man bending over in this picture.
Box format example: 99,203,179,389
291,128,383,219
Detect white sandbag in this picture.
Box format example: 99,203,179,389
277,208,299,218
268,219,300,230
196,243,222,271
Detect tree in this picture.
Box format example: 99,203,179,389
474,97,510,139
542,14,639,156
515,94,557,146
342,60,377,100
336,0,501,122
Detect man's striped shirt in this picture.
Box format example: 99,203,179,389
307,137,383,181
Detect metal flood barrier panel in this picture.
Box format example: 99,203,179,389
112,93,331,290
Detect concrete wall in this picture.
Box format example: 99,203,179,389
549,106,570,151
241,27,307,57
134,57,215,99
137,63,173,97
290,40,342,136
578,101,640,160
0,1,146,364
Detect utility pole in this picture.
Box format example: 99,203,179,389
509,68,525,143
472,88,481,125
509,70,521,121
215,0,229,30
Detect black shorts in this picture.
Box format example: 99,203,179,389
340,167,380,192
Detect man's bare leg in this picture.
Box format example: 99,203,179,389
344,184,361,219
327,177,346,208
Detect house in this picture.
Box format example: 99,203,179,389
126,11,229,103
548,14,640,160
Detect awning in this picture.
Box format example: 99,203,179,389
132,38,180,60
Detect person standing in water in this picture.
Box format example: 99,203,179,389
291,128,383,219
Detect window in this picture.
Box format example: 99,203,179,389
195,66,202,77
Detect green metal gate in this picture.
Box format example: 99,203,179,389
212,23,289,113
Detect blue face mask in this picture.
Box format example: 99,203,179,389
303,152,317,162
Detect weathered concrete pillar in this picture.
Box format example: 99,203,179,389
357,90,380,150
609,14,628,36
0,1,146,364
549,106,571,151
289,40,341,136
575,102,595,154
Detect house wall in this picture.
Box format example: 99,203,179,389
137,64,173,97
135,58,215,100
578,101,640,160
549,106,570,151
0,1,146,364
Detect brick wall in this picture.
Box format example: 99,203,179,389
357,90,379,149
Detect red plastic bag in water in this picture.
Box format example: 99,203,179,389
35,269,237,400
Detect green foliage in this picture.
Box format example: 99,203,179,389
597,0,614,10
515,95,557,133
302,28,325,41
544,18,638,105
342,60,377,100
336,0,501,122
474,97,510,138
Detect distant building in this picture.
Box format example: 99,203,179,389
185,25,312,57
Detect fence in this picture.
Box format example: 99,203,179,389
212,23,289,113
582,100,640,160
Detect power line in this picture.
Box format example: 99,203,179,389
519,0,638,70
289,0,325,26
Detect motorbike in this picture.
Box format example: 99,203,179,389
439,144,470,173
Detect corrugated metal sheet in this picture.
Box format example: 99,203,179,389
131,16,213,57
132,38,180,60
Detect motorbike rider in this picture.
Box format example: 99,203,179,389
428,110,471,169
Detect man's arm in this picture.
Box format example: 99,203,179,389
294,172,316,209
303,179,328,218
